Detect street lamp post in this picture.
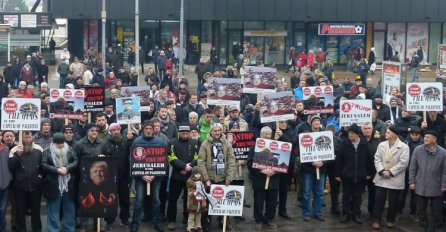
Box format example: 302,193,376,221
179,0,184,76
101,0,106,74
135,0,140,83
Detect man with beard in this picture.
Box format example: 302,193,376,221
182,93,204,123
158,106,178,140
95,113,110,140
8,131,43,232
40,133,78,232
0,130,11,232
33,118,53,150
197,123,236,231
103,101,117,126
166,125,199,230
101,123,131,229
372,94,391,123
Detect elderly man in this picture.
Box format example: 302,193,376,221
40,133,78,232
409,130,446,231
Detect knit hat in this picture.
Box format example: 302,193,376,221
229,121,239,130
53,133,65,144
191,166,202,176
245,104,255,113
210,123,223,132
374,93,383,99
62,125,73,133
142,120,154,129
108,123,121,131
348,123,361,134
310,115,321,124
228,105,239,112
178,124,191,132
41,118,51,127
260,126,272,135
85,123,99,133
389,96,398,103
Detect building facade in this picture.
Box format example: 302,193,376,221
50,0,446,65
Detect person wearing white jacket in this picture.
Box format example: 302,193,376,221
371,125,409,230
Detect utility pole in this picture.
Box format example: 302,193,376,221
135,0,140,83
101,0,106,73
179,0,184,76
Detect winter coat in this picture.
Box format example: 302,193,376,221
73,137,105,158
168,138,199,182
101,137,131,178
40,144,78,200
186,177,207,212
3,66,13,84
373,139,409,190
0,144,11,190
182,103,204,123
91,73,105,86
197,136,236,183
8,144,43,191
33,132,53,150
20,66,34,83
307,53,315,68
157,56,167,69
409,145,446,197
335,137,374,183
37,64,49,80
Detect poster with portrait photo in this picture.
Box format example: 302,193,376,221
243,66,277,94
437,44,446,78
78,156,118,218
257,91,295,123
406,23,428,62
49,89,85,120
116,97,141,125
387,23,406,62
207,78,241,107
120,86,152,111
301,86,334,114
252,138,292,173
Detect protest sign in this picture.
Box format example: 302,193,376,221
406,83,443,112
84,86,105,112
130,146,168,176
49,88,85,119
339,99,373,126
252,138,292,173
243,66,277,93
299,131,335,163
1,98,40,130
78,156,118,218
120,86,151,111
257,91,295,123
381,62,401,102
437,44,446,78
302,86,335,114
116,97,141,125
208,185,244,217
226,131,255,160
207,78,241,107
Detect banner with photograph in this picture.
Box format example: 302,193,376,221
381,62,402,102
387,23,406,62
437,44,446,78
207,78,241,107
406,83,443,112
243,66,277,93
84,87,105,112
302,86,334,114
406,23,428,62
49,89,85,119
120,87,151,111
208,185,244,217
1,98,40,131
257,91,295,123
299,131,335,163
339,99,373,126
225,131,255,160
130,146,168,176
252,138,292,173
78,156,118,218
116,97,141,125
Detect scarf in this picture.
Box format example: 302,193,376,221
390,107,399,124
50,143,71,195
384,140,399,170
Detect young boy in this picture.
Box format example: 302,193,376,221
186,167,207,232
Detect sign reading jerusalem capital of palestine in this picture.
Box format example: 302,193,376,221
298,131,335,163
406,82,443,112
339,99,373,127
1,98,41,131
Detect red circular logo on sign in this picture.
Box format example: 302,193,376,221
314,87,322,96
51,89,59,98
63,90,72,99
300,135,313,148
75,90,83,98
324,86,332,95
281,143,291,152
270,141,279,150
212,186,224,200
408,84,421,96
341,102,352,113
257,139,265,149
303,88,311,96
3,100,17,113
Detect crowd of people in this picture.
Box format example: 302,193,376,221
0,42,445,232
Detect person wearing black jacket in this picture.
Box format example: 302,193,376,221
8,131,43,232
166,125,199,230
101,123,131,228
336,124,374,224
3,62,13,87
372,94,391,123
247,126,279,230
40,133,78,232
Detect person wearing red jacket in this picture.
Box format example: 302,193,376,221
20,62,34,86
105,72,117,89
307,50,315,70
297,50,307,71
316,48,328,71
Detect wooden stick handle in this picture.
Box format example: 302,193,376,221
265,176,270,190
316,167,320,180
88,112,92,124
96,218,100,232
18,131,22,145
238,165,243,177
64,118,68,126
147,182,151,196
222,215,227,232
423,111,427,123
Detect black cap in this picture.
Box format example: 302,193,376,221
97,67,104,72
387,125,401,136
62,125,74,133
53,133,65,144
424,130,438,138
178,124,191,132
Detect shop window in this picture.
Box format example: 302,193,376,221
265,22,285,30
244,21,264,30
161,21,180,48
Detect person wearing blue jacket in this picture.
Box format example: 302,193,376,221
130,121,167,232
293,79,307,100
